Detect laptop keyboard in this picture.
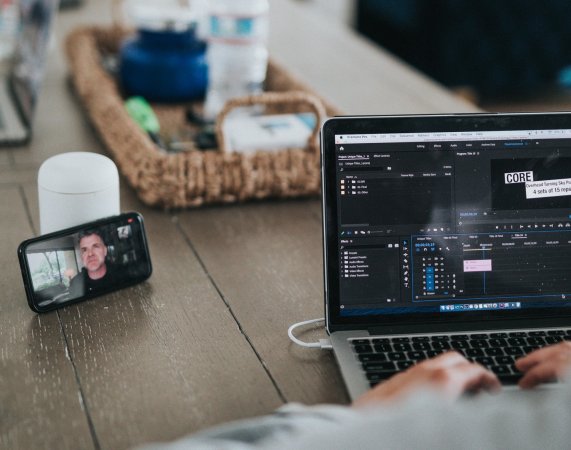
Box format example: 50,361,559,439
351,329,571,387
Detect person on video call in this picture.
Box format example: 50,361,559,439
138,343,571,450
69,229,116,297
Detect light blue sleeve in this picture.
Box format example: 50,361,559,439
137,381,571,450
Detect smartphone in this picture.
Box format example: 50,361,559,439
18,212,152,313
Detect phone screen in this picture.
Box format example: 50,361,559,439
18,212,152,312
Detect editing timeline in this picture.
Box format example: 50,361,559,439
339,228,571,311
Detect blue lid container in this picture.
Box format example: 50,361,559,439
119,16,207,102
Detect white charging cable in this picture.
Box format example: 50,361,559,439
287,317,332,349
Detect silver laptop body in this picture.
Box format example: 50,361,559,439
321,114,571,400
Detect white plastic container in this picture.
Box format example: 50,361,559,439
0,0,18,62
203,0,269,121
38,152,120,234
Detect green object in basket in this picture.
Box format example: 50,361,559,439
125,96,160,134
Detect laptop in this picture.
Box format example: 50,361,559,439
0,0,59,145
321,113,571,400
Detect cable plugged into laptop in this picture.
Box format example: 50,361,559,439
288,318,332,349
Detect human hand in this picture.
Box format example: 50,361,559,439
353,351,501,408
515,341,571,389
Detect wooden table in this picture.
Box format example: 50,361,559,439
0,1,477,448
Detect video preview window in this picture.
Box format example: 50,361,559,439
25,221,149,309
491,157,571,211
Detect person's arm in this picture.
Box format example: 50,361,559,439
137,349,571,450
137,353,500,450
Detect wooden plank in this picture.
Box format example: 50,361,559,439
0,167,39,186
269,0,479,115
23,184,283,449
177,200,350,405
0,150,10,166
0,186,94,450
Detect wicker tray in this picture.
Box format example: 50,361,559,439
65,26,341,208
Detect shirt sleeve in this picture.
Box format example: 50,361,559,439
136,380,571,450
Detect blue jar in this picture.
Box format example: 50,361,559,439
120,26,208,103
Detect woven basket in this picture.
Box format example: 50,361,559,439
65,26,342,208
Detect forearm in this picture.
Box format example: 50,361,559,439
135,403,354,450
137,381,571,450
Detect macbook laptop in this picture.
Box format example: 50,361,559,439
0,0,58,145
321,113,571,400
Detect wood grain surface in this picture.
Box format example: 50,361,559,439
0,186,94,450
177,201,349,405
0,0,478,448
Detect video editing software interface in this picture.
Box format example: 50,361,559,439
335,129,571,317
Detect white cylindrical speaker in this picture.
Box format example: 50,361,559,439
38,152,120,234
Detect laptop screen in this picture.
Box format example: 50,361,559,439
322,114,571,329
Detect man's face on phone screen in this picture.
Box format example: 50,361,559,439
79,234,107,277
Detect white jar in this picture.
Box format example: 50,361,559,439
203,0,269,121
38,152,120,234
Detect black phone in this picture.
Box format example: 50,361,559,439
18,212,153,313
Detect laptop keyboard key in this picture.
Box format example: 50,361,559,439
374,344,392,353
451,340,470,350
526,337,545,346
358,353,387,363
528,331,546,337
393,343,412,352
497,374,523,385
491,365,511,376
371,338,390,345
546,336,564,344
547,330,565,336
470,340,489,348
490,333,508,338
471,334,489,340
504,347,524,356
509,332,527,337
485,348,504,357
489,338,508,347
412,336,430,342
431,342,451,351
362,361,397,372
388,352,407,361
353,345,374,354
451,335,469,340
474,357,494,367
412,342,431,351
495,355,515,365
465,348,484,358
431,335,450,341
507,338,525,346
352,339,371,345
366,371,396,381
397,361,414,370
407,351,426,361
